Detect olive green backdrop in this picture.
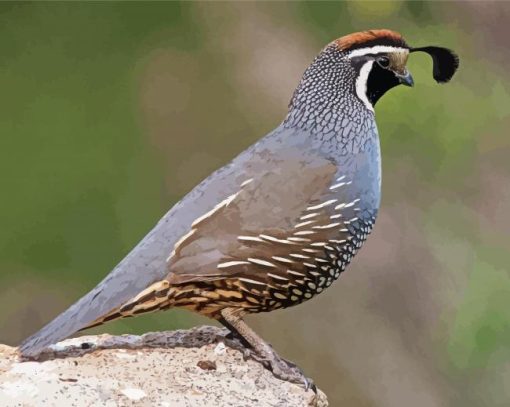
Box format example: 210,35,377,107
1,2,508,406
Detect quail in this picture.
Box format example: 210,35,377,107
20,29,459,387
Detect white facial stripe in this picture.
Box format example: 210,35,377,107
355,61,374,112
348,46,408,58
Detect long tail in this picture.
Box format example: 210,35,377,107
82,280,175,330
19,221,172,358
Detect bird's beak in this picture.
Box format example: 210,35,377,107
396,69,414,87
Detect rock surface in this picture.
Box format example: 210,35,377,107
0,326,327,406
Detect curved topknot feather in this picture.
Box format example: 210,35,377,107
410,46,459,83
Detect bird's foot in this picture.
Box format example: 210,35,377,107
217,311,315,391
266,353,316,392
240,346,315,391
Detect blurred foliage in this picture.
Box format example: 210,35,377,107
0,2,509,406
449,255,510,370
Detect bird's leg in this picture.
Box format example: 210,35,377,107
217,316,256,360
218,317,253,349
220,308,315,391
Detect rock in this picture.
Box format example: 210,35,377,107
0,326,327,406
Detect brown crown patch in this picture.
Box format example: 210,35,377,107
335,29,408,52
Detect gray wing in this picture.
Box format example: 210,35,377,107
166,152,340,285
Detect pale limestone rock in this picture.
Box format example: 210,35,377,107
0,326,327,407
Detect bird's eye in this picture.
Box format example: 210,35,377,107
377,56,390,68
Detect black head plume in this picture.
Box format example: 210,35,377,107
410,46,459,83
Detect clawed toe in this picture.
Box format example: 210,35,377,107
239,347,270,365
245,350,315,391
270,358,315,391
231,342,313,390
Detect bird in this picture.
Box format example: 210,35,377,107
20,29,459,387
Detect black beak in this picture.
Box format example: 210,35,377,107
396,70,414,87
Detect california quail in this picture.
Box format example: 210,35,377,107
20,29,459,386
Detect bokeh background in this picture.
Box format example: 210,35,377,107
1,2,509,405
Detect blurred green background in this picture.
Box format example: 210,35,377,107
1,2,509,405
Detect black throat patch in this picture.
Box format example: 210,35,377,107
366,62,400,106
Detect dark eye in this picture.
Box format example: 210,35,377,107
377,56,390,68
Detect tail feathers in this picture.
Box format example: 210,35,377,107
82,280,174,330
19,278,174,358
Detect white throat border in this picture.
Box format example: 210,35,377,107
355,60,375,113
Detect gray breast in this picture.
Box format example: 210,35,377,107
255,118,382,309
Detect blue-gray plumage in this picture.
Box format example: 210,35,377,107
20,29,458,387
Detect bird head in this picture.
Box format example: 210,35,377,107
286,29,459,129
335,29,459,108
